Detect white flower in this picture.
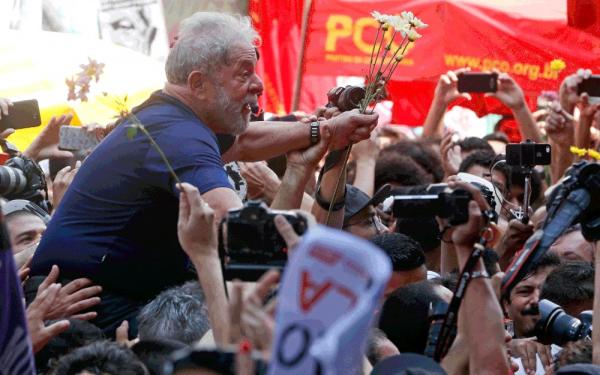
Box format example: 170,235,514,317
387,15,411,36
406,28,422,41
371,11,390,24
401,10,428,29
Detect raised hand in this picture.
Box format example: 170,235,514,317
490,72,526,110
27,283,70,353
176,182,217,259
436,69,472,106
545,102,575,147
23,114,75,161
440,131,462,178
52,161,81,210
0,97,13,120
35,265,102,321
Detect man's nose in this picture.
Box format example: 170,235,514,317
250,74,264,96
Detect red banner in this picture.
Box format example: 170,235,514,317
299,0,600,125
249,0,304,115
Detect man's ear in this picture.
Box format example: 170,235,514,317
488,222,502,249
188,71,207,97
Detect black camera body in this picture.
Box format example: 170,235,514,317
535,299,592,346
326,85,366,112
506,140,551,168
0,156,49,211
220,201,308,281
392,184,473,226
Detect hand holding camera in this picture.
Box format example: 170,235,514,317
489,72,527,110
437,69,473,105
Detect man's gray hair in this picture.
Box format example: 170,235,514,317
165,12,260,84
137,281,210,345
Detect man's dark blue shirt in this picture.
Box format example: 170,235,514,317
30,92,232,300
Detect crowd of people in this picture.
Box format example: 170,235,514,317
1,10,600,375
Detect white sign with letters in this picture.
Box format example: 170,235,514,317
268,225,391,375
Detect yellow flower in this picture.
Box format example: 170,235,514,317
570,146,587,157
550,59,566,72
588,149,600,160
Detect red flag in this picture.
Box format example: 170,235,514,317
249,0,305,115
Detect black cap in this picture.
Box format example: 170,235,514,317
344,184,392,225
371,353,447,375
556,364,600,375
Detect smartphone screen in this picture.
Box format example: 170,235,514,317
577,75,600,97
0,99,41,131
457,72,498,93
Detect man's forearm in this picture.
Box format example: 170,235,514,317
312,161,346,228
223,121,310,163
271,166,311,210
352,159,376,197
422,97,447,139
456,251,509,375
549,140,574,184
189,252,229,345
512,104,543,143
576,117,593,149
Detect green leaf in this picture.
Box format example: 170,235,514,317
126,126,138,140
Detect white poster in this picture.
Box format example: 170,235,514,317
268,226,391,375
98,0,169,61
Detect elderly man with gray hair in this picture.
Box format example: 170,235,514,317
28,12,378,337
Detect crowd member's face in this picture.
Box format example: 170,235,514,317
465,164,508,197
207,43,263,135
548,229,594,263
343,206,389,239
6,213,46,254
503,266,553,338
385,265,427,297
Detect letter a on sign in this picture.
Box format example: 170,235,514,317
300,270,332,312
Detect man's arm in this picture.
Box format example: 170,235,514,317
222,110,378,162
422,69,471,139
177,183,229,345
271,127,331,210
491,72,543,143
201,187,242,229
311,154,346,228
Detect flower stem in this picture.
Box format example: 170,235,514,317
134,121,182,186
367,23,384,83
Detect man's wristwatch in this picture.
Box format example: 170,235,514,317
310,121,320,145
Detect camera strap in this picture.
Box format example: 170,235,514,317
433,213,495,361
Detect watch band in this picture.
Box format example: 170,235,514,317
310,121,320,145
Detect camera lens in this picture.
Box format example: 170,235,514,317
536,299,589,345
0,165,27,196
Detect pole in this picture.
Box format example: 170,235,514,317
291,0,313,112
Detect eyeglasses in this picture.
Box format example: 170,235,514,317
344,213,386,233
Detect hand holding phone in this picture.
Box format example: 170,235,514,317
58,125,100,152
577,74,600,104
457,72,498,93
0,99,41,131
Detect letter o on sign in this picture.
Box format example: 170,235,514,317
276,324,311,367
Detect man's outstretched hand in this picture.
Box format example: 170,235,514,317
322,109,378,150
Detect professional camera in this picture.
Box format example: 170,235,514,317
502,161,600,296
326,86,366,112
0,156,49,211
219,200,308,281
392,184,473,226
534,299,592,346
